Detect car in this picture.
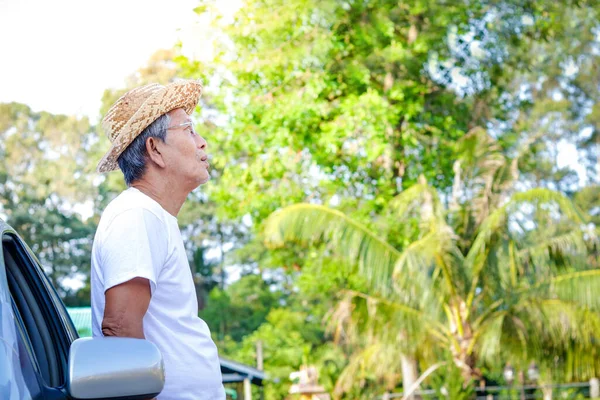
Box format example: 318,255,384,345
0,218,165,399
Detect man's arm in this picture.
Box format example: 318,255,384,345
102,277,151,339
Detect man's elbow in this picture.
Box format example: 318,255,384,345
101,316,121,337
101,314,144,339
102,277,151,339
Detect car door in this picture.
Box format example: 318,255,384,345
1,219,78,399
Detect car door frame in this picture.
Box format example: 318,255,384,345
1,218,79,399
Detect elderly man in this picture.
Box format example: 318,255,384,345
90,80,225,399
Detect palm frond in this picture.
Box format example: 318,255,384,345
325,294,357,345
476,297,600,379
560,343,600,382
524,270,600,311
329,289,448,343
518,299,600,347
511,299,600,382
469,188,585,264
391,228,457,302
466,188,586,301
264,203,401,294
518,229,589,272
389,177,444,223
475,310,511,365
333,343,401,397
453,127,509,223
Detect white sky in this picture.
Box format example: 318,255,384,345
0,0,205,121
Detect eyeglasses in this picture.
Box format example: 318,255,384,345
167,121,197,134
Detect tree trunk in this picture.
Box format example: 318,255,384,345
401,354,419,399
449,302,478,385
519,371,525,400
541,386,552,400
390,117,406,196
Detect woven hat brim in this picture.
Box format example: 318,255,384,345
96,80,203,173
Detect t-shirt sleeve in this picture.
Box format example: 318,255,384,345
98,207,168,295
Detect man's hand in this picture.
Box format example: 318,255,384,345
102,277,151,339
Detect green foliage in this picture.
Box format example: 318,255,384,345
427,362,475,400
1,0,599,398
63,283,91,307
201,274,286,341
224,308,343,400
0,103,96,290
179,0,600,397
263,130,600,395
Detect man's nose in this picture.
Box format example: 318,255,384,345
196,134,207,150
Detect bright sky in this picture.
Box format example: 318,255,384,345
0,0,205,121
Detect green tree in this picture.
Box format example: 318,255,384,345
200,274,286,341
0,102,96,292
230,307,344,400
177,0,600,396
263,128,600,396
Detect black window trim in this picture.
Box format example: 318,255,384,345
2,230,78,392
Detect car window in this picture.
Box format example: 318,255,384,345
3,232,74,389
0,295,42,399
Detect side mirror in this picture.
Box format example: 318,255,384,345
67,337,164,400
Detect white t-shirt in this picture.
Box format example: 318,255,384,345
90,187,225,400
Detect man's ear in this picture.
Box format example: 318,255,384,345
146,136,167,168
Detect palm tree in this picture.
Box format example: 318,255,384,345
263,128,600,397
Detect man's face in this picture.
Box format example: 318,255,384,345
161,108,210,187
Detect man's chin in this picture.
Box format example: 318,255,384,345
197,173,211,185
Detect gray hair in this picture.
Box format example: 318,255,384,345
117,113,170,186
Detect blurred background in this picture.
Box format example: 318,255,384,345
1,0,599,399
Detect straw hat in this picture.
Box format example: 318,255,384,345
97,79,203,173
